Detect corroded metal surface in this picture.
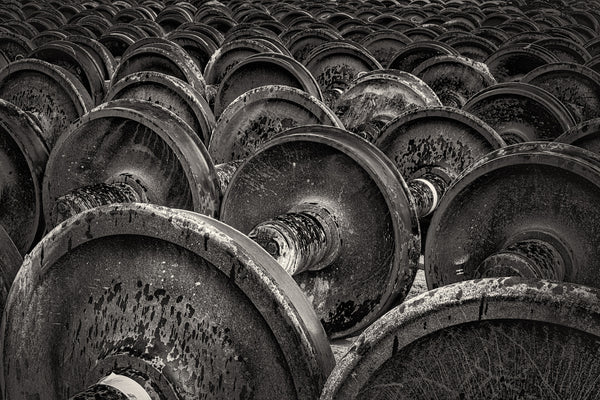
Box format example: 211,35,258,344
521,62,600,123
0,224,21,319
426,142,600,290
203,38,278,86
484,44,559,82
0,99,48,255
304,41,382,108
214,52,322,117
110,41,207,97
29,40,107,105
43,99,220,227
412,55,497,108
322,277,600,399
0,58,93,149
376,106,504,199
464,82,577,143
249,203,341,277
53,182,143,226
106,71,215,146
208,85,343,164
333,70,441,142
387,40,458,72
555,117,600,153
221,126,420,338
0,203,333,399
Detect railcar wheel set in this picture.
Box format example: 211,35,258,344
1,0,600,398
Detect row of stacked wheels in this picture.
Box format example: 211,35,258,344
1,0,600,398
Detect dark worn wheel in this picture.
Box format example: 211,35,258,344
426,142,600,289
0,203,334,400
322,277,600,400
221,126,420,338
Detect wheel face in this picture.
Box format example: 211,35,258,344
334,70,441,141
376,106,505,181
203,39,277,86
412,55,497,108
522,63,600,123
0,59,93,149
214,53,322,117
322,278,600,400
304,42,382,108
221,127,420,338
106,71,215,146
0,32,34,61
387,41,458,72
29,41,106,105
464,82,577,143
485,45,559,83
0,203,333,400
0,99,48,255
111,42,207,96
556,118,600,154
208,85,343,164
43,100,220,226
425,142,600,290
0,224,22,315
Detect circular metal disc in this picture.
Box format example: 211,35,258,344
43,99,220,227
208,85,343,164
464,82,577,143
333,70,442,142
28,40,107,105
412,55,497,108
322,277,600,399
0,203,334,399
221,126,420,338
304,41,382,108
376,106,505,183
203,38,278,86
556,118,600,153
533,37,592,64
0,223,22,313
286,28,343,64
521,62,600,123
0,59,93,150
67,34,117,81
106,71,215,146
110,42,207,96
484,44,559,83
0,32,33,61
425,142,600,289
387,40,458,72
445,33,499,62
214,53,323,118
0,99,48,255
359,30,412,68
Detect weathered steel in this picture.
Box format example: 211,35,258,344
0,203,334,400
0,99,48,255
208,85,343,164
426,142,600,289
412,55,497,108
0,58,93,149
221,126,420,338
214,52,323,117
333,70,441,142
521,62,600,123
304,41,382,108
376,106,504,222
43,99,220,227
322,277,600,399
464,82,577,143
106,71,215,146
